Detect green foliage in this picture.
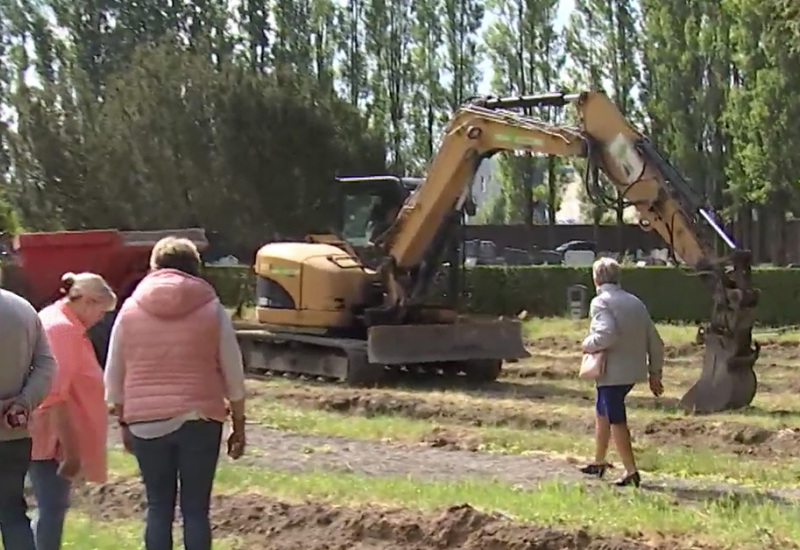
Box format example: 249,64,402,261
205,264,800,326
203,265,256,309
483,0,565,227
1,0,800,269
6,41,386,244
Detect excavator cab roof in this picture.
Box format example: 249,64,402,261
336,175,421,198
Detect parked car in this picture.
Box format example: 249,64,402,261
555,239,597,254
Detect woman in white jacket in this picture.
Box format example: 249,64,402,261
579,257,665,487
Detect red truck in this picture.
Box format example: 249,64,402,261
0,227,208,362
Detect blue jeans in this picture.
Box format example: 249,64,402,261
0,437,36,550
29,459,71,550
131,420,223,550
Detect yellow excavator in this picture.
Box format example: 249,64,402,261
236,90,761,414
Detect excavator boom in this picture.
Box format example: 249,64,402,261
373,90,760,413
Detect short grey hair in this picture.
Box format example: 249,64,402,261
592,257,621,285
150,237,202,276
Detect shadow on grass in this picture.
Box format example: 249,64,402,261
640,479,800,508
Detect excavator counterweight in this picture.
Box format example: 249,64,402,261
367,318,529,367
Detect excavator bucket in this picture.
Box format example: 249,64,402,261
679,331,760,414
367,318,530,366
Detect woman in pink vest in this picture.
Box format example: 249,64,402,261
30,272,118,550
104,237,246,550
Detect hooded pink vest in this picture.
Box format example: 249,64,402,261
117,268,227,424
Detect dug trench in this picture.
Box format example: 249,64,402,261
65,477,734,550
526,335,800,361
247,379,800,461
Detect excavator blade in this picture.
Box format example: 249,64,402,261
679,332,760,414
367,319,530,365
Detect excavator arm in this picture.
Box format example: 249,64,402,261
376,90,760,414
569,91,760,414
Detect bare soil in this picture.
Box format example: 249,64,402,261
252,383,800,459
529,336,800,361
530,336,703,359
71,478,725,550
240,425,589,486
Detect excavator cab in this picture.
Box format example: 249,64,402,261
337,176,421,249
336,175,466,311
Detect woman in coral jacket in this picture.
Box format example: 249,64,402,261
30,272,118,550
105,236,246,550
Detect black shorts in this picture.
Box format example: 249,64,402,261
595,384,634,424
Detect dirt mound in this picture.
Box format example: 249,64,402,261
272,387,575,430
532,334,800,361
73,479,710,550
262,386,800,458
502,361,578,380
531,336,704,359
528,336,579,354
642,417,800,457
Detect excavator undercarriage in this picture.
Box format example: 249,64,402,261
236,90,762,414
235,316,523,386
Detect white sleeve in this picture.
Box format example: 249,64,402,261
217,303,246,401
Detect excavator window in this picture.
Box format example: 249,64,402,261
336,176,416,248
342,193,383,246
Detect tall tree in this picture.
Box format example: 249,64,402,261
336,0,367,107
484,0,563,227
310,0,339,94
566,0,640,248
725,0,800,264
237,0,271,72
272,0,314,81
364,0,413,173
442,0,484,111
407,0,445,171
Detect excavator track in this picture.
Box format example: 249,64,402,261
235,328,504,386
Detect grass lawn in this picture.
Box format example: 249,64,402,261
0,484,241,550
523,317,800,344
102,449,800,549
0,513,232,550
0,514,141,550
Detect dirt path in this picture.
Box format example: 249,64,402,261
224,425,800,505
241,425,588,485
72,478,722,550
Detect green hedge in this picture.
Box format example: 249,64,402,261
204,264,800,326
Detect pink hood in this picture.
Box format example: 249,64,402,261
130,268,217,319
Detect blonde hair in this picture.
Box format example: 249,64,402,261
592,257,621,286
60,272,118,311
150,236,202,276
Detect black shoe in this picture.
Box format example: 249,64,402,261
614,471,641,487
579,463,608,478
